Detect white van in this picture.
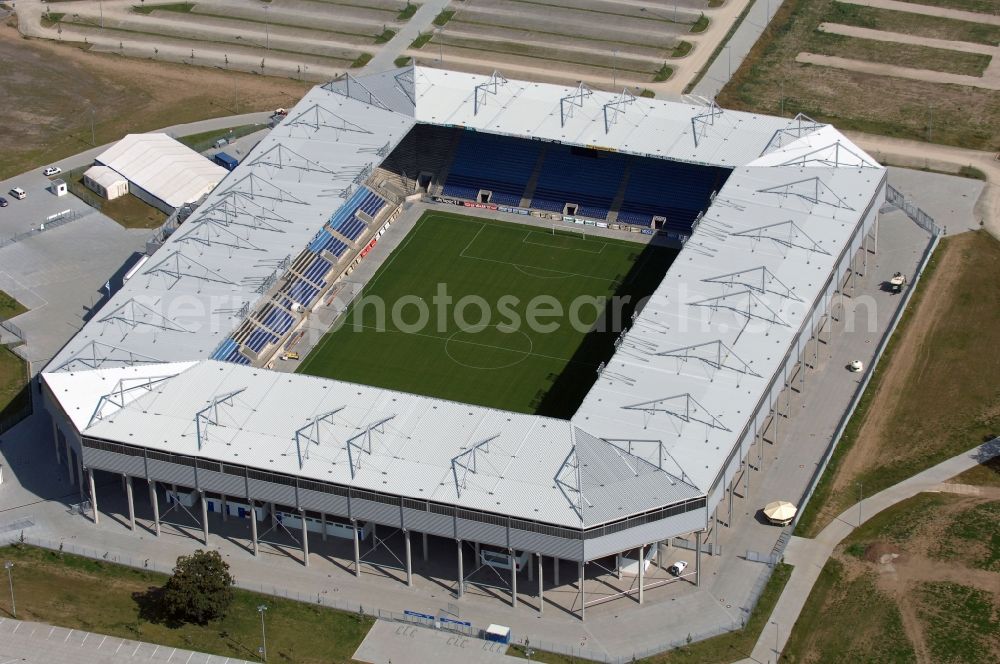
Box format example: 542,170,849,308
9,187,26,200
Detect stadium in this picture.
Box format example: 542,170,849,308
39,66,884,620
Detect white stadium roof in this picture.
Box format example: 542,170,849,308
95,133,228,209
44,66,885,530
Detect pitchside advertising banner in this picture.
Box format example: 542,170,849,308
431,196,531,215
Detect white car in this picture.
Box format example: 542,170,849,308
43,166,62,176
667,560,688,576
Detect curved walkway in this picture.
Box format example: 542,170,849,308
738,438,1000,664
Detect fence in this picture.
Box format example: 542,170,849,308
792,227,942,531
0,209,86,250
0,318,26,345
885,184,942,236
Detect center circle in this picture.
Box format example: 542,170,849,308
444,326,534,370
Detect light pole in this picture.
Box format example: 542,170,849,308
773,620,779,661
257,604,268,661
435,27,443,63
612,49,618,87
727,45,732,79
4,562,14,618
857,481,863,526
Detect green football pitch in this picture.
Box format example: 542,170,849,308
298,211,676,418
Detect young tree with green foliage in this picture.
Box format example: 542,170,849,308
162,550,235,624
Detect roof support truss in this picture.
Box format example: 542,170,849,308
194,388,246,450
451,434,500,497
346,415,396,479
603,89,636,133
560,82,592,127
474,71,508,115
294,407,346,469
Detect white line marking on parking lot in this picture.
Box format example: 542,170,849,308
63,628,72,642
98,635,107,649
80,632,89,646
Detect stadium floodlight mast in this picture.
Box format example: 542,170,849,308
257,604,268,661
4,561,14,618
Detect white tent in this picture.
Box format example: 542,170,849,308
763,501,797,525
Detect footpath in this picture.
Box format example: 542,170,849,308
735,438,999,664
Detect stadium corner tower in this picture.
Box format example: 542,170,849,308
41,66,885,618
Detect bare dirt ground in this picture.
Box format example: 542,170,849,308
0,15,309,179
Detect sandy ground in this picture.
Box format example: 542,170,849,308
795,53,1000,90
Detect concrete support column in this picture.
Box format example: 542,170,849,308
615,554,622,579
270,502,277,529
404,530,413,587
456,540,464,598
52,420,61,464
200,491,209,545
727,483,733,526
695,531,702,586
221,495,228,521
657,541,663,569
713,512,719,555
65,441,75,486
744,457,751,504
553,557,559,586
250,501,259,557
528,554,534,582
637,545,645,605
321,513,327,542
474,541,480,565
149,481,160,536
873,213,879,255
352,520,361,577
510,550,518,608
579,561,585,621
422,532,428,562
87,468,99,525
75,451,84,492
300,510,309,567
124,475,135,531
537,553,544,614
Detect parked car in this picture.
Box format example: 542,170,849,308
0,196,7,207
667,560,688,576
9,187,26,200
43,166,62,176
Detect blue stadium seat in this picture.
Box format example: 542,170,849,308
531,146,626,220
618,158,730,234
442,132,544,205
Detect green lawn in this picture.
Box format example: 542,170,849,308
299,212,675,418
916,582,1000,664
177,123,266,153
0,290,27,320
0,544,373,663
782,559,915,663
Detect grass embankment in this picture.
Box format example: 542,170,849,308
131,2,195,15
717,0,1000,150
782,558,915,662
785,491,1000,662
508,564,794,663
0,544,374,664
0,290,30,425
796,231,1000,537
299,212,677,418
0,291,27,320
177,123,266,152
65,167,166,229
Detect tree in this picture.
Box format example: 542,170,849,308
162,550,234,624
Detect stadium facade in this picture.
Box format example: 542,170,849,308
40,66,885,616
